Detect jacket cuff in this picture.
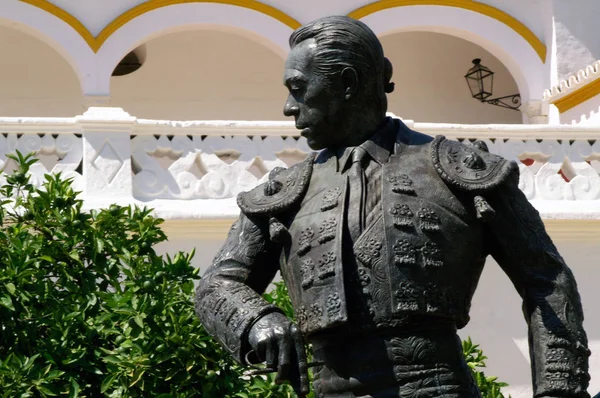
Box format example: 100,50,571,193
195,282,284,364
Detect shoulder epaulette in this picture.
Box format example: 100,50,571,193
236,153,316,216
431,135,518,193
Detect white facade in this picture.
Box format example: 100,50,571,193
2,1,600,396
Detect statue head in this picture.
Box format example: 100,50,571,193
283,16,394,150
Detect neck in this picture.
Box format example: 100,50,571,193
341,111,387,147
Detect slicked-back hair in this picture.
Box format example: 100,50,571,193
289,16,389,113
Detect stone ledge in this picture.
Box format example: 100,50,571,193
157,217,600,242
80,197,600,242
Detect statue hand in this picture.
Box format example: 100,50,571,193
247,312,309,396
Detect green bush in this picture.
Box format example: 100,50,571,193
0,152,509,398
463,337,510,398
0,152,248,397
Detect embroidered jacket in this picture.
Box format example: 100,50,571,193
195,119,590,397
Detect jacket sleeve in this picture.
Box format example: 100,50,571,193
194,213,284,365
484,169,591,397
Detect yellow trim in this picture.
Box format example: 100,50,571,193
160,218,600,241
552,78,600,113
348,0,546,62
20,0,300,53
20,0,97,50
162,219,236,240
95,0,301,52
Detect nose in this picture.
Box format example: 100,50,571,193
283,94,299,117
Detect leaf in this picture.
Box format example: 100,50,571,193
0,295,15,311
36,385,58,396
95,238,104,253
5,282,16,296
164,368,178,381
69,378,80,398
129,369,145,387
133,314,144,329
186,359,194,372
103,356,121,365
46,370,65,379
101,373,119,394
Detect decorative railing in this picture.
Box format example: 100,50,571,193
2,107,600,220
131,120,311,201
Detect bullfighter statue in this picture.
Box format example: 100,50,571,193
195,16,590,398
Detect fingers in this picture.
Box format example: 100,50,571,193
290,323,310,396
275,331,291,384
247,315,310,395
264,338,277,371
258,322,290,380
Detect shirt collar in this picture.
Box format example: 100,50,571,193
337,117,397,172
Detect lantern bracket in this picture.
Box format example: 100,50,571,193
465,58,521,111
479,94,521,110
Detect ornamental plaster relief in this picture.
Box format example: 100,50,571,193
4,109,600,217
130,133,600,202
544,60,600,102
0,132,83,193
131,133,310,200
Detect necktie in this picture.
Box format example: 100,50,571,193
346,147,367,243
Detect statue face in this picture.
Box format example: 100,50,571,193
283,39,347,150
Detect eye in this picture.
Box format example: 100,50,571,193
287,81,305,95
290,85,305,96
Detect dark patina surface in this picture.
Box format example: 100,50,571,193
195,16,590,398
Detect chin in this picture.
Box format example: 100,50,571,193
306,138,327,151
306,142,321,150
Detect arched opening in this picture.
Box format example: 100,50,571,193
356,3,550,122
0,25,83,117
94,2,294,101
112,46,146,77
109,29,288,120
382,31,522,124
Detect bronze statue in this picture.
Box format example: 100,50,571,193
195,16,590,397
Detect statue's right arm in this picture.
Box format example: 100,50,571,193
194,213,285,365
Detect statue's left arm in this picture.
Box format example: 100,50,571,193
484,171,590,397
432,136,591,397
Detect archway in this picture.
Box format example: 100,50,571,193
382,31,522,124
0,1,96,98
96,2,294,98
355,3,549,108
0,25,83,116
109,29,288,120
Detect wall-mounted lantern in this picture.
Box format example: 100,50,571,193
465,58,521,111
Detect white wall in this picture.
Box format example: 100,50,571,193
110,30,288,120
156,237,224,271
49,0,547,39
560,92,600,125
553,0,600,80
383,32,522,124
110,30,523,123
477,0,548,44
0,1,550,121
0,26,84,117
0,25,524,124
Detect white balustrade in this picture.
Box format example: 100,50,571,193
0,117,83,193
2,107,600,220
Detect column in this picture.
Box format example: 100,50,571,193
76,107,136,201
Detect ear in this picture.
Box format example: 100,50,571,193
341,67,358,100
